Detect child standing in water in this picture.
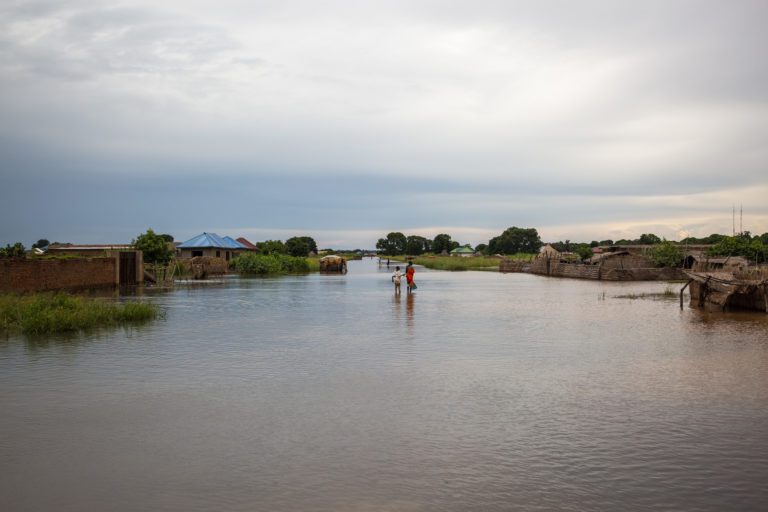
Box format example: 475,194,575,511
392,266,403,294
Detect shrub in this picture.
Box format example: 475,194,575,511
0,242,26,258
650,240,684,267
232,253,310,274
132,229,174,264
707,235,766,263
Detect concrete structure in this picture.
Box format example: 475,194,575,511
177,232,247,261
48,243,133,257
45,244,144,286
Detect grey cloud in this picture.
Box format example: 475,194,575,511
0,2,244,81
0,0,766,246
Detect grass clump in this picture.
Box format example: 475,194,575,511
306,257,321,272
410,256,505,271
232,253,310,275
0,293,158,335
615,286,678,300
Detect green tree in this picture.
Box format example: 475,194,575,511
488,227,542,254
258,240,286,255
285,237,311,257
638,233,662,245
708,236,766,262
405,235,430,255
132,229,174,264
432,233,453,254
32,239,50,249
376,232,407,256
649,240,684,267
298,236,318,254
574,244,594,261
599,239,614,246
0,242,26,258
474,243,488,254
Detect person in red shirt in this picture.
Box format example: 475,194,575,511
405,261,416,293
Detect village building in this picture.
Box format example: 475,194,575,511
450,245,475,257
177,232,247,261
236,237,259,251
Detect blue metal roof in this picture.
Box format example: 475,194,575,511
178,232,246,249
222,236,247,249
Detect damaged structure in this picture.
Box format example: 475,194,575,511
525,245,684,281
682,257,768,312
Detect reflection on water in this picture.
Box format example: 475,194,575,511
1,258,767,512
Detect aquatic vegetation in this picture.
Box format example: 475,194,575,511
0,293,158,334
615,286,678,300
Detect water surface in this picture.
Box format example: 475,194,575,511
2,259,767,511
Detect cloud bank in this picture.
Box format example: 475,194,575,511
1,0,767,248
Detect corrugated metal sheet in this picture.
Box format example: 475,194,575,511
222,236,247,249
178,232,246,249
236,237,259,250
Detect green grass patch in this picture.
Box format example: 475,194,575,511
232,253,311,275
0,293,158,335
306,257,321,272
410,256,505,271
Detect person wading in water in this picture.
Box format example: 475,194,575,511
392,266,403,294
405,261,416,294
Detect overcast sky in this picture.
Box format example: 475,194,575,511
1,0,766,248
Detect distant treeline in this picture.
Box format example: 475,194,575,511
376,227,543,256
373,229,768,264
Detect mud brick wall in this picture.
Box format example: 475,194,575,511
0,258,117,292
499,260,530,273
599,254,654,269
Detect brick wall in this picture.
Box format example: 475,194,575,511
0,258,117,292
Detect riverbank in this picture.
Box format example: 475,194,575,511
0,293,158,334
386,254,534,271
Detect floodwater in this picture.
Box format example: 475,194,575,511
2,259,767,512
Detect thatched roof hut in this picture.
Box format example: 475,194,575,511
319,255,347,273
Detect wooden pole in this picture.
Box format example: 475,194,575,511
763,283,768,314
680,279,693,310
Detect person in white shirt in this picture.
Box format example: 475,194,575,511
391,266,403,294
